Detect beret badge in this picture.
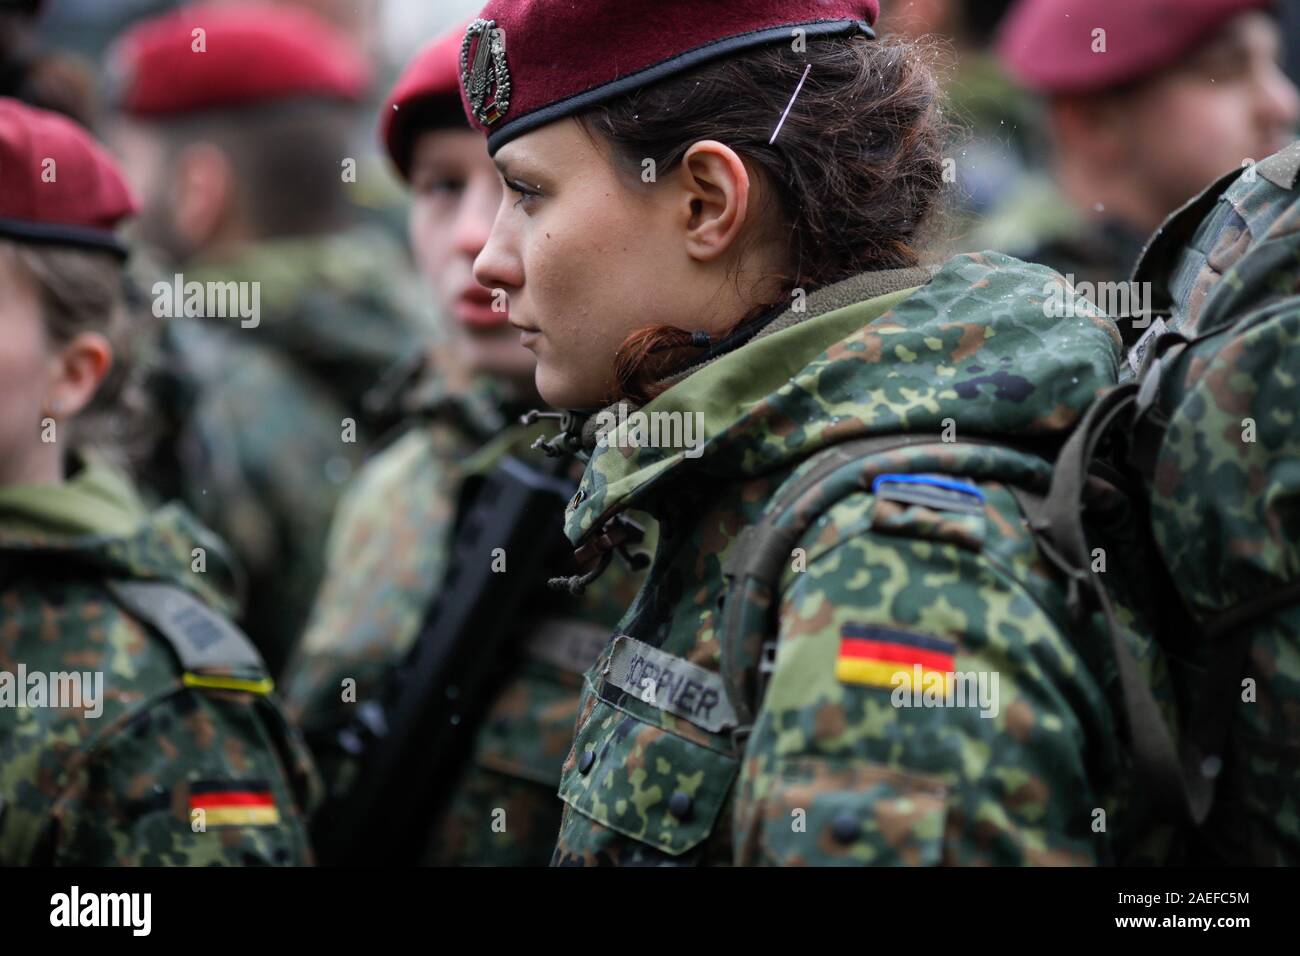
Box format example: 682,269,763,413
461,18,511,126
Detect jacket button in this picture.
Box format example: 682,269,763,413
831,812,859,844
578,749,595,775
668,791,693,820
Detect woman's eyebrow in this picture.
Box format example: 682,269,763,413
495,153,545,182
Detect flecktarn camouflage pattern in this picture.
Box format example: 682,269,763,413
0,457,318,865
551,252,1175,866
137,226,431,678
1119,139,1300,864
283,361,647,865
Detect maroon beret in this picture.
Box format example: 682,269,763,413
997,0,1275,94
112,2,369,117
381,23,471,182
0,98,136,257
459,0,880,154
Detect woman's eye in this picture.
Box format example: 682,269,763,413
414,176,465,198
505,178,540,210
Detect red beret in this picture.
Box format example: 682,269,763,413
0,98,136,257
459,0,880,154
381,23,471,182
997,0,1275,94
112,2,369,117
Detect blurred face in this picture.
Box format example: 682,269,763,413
0,247,115,486
408,128,535,386
0,249,53,483
108,119,191,262
1122,12,1298,211
474,120,775,410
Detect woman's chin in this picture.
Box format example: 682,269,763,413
535,365,604,412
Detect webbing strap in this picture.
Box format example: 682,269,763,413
1038,384,1214,825
105,580,268,680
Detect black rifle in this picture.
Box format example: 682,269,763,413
310,453,578,866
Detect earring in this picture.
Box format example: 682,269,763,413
42,398,64,418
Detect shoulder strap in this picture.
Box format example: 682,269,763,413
1132,164,1244,313
105,580,272,694
718,431,1048,745
1034,384,1213,826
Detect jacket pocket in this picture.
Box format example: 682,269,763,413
556,693,738,857
737,757,949,866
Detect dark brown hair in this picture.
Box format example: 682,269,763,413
581,35,949,404
155,98,356,241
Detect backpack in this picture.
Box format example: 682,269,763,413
1039,143,1300,864
720,143,1300,864
719,430,1177,864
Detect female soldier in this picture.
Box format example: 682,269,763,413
0,99,316,865
282,26,646,865
461,0,1171,865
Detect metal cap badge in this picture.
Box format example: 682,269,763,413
461,19,511,126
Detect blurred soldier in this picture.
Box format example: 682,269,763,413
281,27,647,866
1122,138,1300,863
979,0,1298,289
0,98,317,866
887,0,1035,227
106,3,431,678
0,0,96,124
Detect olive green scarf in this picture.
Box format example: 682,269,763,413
0,457,146,539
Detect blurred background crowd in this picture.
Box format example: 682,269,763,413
10,0,1300,281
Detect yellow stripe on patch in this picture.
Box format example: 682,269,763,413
835,658,949,689
203,805,282,827
182,673,274,695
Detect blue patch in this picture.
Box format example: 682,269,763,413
870,474,986,515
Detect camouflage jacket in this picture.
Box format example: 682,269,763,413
137,227,431,678
283,363,647,865
0,458,319,865
1128,141,1300,863
551,253,1170,866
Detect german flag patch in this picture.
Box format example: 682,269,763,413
189,780,280,827
835,624,956,689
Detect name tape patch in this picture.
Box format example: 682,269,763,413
605,636,736,734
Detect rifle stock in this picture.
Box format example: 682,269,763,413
311,453,578,865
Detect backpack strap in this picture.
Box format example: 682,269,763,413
719,431,1050,746
1035,384,1214,826
105,580,273,695
1131,164,1245,327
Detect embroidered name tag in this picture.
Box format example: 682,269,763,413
604,636,737,734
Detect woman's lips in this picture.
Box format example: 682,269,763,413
509,319,540,349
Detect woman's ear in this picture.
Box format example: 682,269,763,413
678,140,752,263
45,332,113,420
